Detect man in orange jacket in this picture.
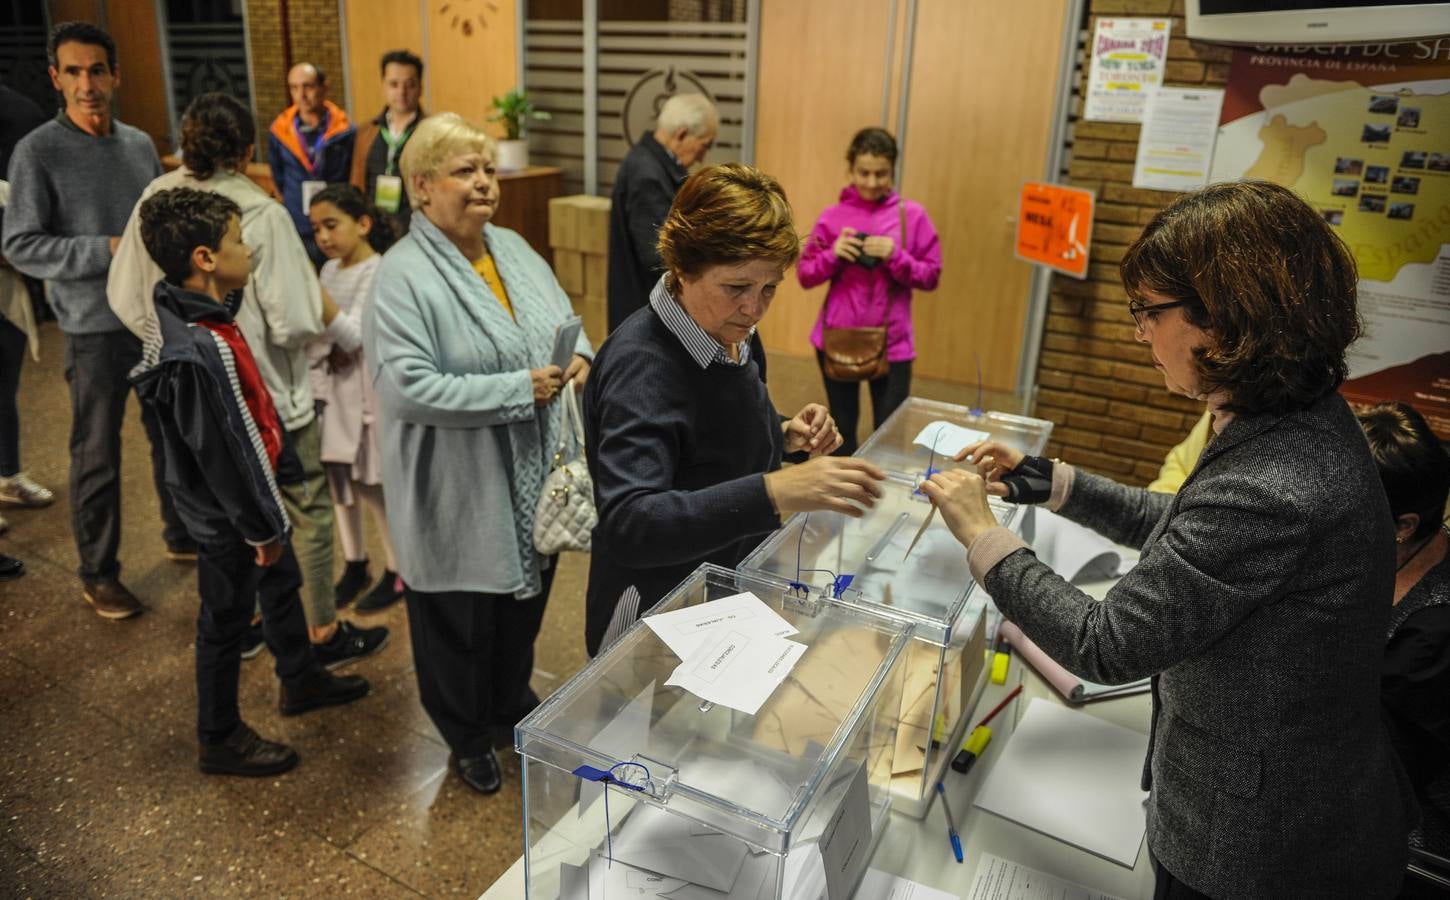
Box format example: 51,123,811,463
267,62,354,267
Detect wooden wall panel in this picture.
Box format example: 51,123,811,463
427,1,518,131
342,0,424,125
900,0,1070,389
753,0,897,361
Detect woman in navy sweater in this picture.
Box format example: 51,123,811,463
583,163,888,655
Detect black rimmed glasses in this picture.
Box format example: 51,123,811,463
1128,297,1195,329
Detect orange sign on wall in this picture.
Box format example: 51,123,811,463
1015,182,1095,279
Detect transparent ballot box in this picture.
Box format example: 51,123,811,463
738,471,1012,818
854,396,1054,479
514,565,913,899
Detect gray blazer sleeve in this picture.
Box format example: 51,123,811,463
985,467,1312,685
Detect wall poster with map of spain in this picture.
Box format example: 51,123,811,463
1209,42,1450,438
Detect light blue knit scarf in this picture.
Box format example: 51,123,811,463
408,214,564,598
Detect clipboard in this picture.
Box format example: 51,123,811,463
551,315,583,370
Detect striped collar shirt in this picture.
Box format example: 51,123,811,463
649,275,753,369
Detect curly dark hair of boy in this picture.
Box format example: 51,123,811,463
1120,181,1362,416
846,127,897,165
48,21,116,70
308,182,397,254
139,188,242,286
180,93,256,181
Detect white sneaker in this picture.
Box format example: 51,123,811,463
0,473,54,508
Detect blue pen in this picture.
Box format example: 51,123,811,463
935,781,964,863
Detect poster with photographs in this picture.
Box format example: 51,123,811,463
1210,44,1450,437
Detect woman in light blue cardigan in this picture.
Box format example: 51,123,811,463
363,114,592,796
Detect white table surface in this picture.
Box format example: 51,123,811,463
482,577,1154,900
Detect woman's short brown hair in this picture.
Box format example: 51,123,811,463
657,163,800,287
1120,180,1361,415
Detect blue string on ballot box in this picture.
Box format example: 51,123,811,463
790,513,853,599
571,760,654,868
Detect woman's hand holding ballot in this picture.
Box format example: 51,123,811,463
782,403,845,456
920,468,997,549
955,439,1055,505
763,456,887,517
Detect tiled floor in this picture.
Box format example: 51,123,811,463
0,321,998,897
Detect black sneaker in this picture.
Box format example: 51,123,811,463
333,559,370,609
354,569,404,613
0,554,23,581
240,621,266,660
199,722,298,777
279,668,370,716
312,620,389,670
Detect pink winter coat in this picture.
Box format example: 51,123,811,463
799,185,942,363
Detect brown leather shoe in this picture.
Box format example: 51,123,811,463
82,579,143,620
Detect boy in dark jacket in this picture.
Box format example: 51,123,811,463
133,187,369,776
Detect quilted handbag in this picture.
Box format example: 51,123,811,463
533,385,597,554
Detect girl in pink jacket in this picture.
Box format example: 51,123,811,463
799,128,941,454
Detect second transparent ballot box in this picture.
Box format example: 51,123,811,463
738,474,1000,817
514,565,913,899
854,396,1054,480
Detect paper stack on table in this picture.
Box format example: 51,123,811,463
973,699,1149,867
966,852,1123,900
645,592,806,715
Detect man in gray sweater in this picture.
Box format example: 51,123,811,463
2,21,191,619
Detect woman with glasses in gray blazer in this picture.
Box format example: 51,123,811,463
925,181,1415,900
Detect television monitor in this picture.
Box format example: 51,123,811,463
1185,0,1450,44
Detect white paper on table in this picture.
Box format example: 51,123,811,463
609,802,750,893
644,591,799,661
966,852,1123,900
1131,86,1226,192
855,868,961,900
973,699,1149,867
912,421,992,459
665,628,806,716
1028,508,1124,584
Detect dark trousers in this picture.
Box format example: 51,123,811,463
405,561,556,758
0,318,25,477
64,330,188,580
1153,859,1215,900
815,351,913,456
195,539,316,743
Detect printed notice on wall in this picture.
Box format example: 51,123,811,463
1083,18,1171,123
1132,87,1226,192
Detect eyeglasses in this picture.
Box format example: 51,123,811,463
1128,297,1195,329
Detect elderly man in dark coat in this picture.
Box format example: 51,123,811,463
606,93,716,331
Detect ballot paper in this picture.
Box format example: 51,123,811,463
973,700,1149,867
644,591,798,661
665,628,807,716
856,868,961,900
912,421,992,459
966,852,1123,900
609,802,751,892
552,315,584,370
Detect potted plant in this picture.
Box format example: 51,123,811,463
488,89,551,172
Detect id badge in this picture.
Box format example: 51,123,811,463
374,175,403,213
301,179,327,213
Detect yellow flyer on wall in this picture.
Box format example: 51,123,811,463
1210,42,1450,437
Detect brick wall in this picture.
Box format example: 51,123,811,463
1033,0,1235,485
243,0,347,162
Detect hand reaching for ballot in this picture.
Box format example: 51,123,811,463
783,403,843,456
954,439,1024,497
763,456,887,517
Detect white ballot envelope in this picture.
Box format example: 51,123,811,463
644,591,798,660
665,628,807,716
912,421,991,459
609,802,751,893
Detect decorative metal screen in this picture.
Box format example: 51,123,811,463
525,17,750,197
166,21,251,121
